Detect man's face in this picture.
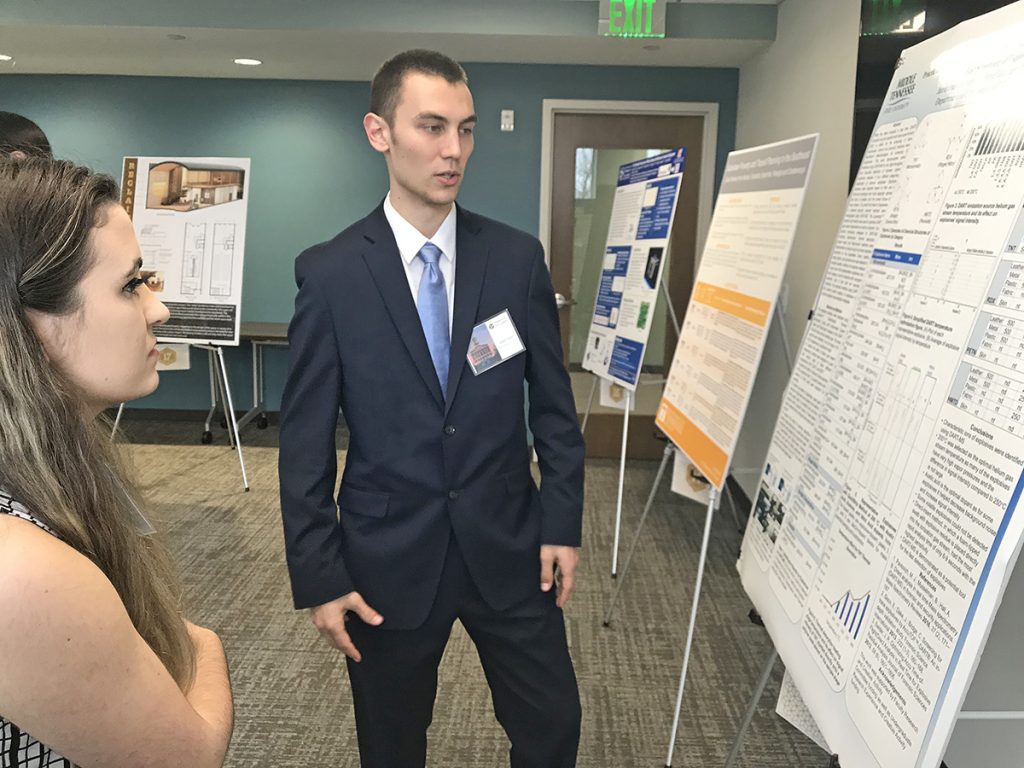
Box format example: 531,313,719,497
381,72,477,211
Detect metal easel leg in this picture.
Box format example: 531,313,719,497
660,279,681,337
603,442,674,626
724,648,778,768
580,374,599,435
212,355,234,448
665,486,717,767
214,346,250,491
724,479,745,533
111,402,125,440
202,349,218,444
611,389,632,577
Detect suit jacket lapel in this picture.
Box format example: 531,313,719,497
445,206,489,415
360,205,445,408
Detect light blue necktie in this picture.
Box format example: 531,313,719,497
416,242,450,397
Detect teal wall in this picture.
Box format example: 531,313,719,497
0,63,737,411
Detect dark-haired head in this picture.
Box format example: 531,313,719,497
370,49,468,125
0,111,52,158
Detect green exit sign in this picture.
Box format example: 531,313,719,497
600,0,666,38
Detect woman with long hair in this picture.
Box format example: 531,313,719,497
0,157,233,767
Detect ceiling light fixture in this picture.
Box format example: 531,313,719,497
0,54,13,62
167,34,187,41
234,58,262,66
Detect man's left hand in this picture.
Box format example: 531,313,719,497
540,545,579,608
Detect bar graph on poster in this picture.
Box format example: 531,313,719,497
737,6,1024,767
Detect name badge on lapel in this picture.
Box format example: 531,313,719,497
466,310,526,375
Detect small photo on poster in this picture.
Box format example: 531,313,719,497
636,301,651,329
146,161,246,213
644,247,663,289
141,269,165,293
753,462,787,544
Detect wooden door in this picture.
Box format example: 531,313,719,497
548,112,705,458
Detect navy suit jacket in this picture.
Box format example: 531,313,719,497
279,204,585,629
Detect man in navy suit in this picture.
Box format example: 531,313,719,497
279,50,585,767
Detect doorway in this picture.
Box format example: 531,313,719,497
539,100,718,458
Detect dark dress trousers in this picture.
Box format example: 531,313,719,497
279,203,585,767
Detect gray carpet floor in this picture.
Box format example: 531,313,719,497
122,419,826,767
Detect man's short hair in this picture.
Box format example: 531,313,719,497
370,50,468,125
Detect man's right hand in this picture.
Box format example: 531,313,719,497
309,592,384,662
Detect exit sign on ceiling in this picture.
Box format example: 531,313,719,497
599,0,666,38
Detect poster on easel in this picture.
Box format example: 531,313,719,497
120,156,251,346
582,148,686,390
736,5,1024,767
656,135,818,489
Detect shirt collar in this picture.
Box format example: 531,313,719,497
383,193,457,266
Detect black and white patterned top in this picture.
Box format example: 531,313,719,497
0,489,74,768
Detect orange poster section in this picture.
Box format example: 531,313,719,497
656,400,728,489
656,281,770,488
691,282,771,328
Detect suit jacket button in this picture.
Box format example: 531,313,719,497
448,490,459,500
444,425,456,436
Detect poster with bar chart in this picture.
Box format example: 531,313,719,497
737,6,1024,767
121,156,251,345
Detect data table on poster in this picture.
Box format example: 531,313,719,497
965,312,1024,370
985,260,1024,312
948,361,1024,435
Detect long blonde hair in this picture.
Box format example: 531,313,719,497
0,157,195,689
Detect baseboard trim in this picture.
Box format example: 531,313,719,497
104,407,281,425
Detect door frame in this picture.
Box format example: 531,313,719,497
537,99,719,274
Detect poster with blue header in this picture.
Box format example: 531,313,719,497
581,148,685,390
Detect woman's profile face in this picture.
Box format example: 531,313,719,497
30,205,170,415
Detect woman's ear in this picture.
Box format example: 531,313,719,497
24,307,57,361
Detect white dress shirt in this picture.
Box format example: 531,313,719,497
383,193,457,335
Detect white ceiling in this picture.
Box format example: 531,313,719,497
0,1,781,80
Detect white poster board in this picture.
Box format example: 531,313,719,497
582,148,686,390
737,6,1024,767
121,156,251,345
656,135,818,488
154,343,190,371
599,378,637,411
670,447,715,508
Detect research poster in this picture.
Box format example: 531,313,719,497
737,6,1024,767
656,135,818,489
121,157,251,345
582,148,686,389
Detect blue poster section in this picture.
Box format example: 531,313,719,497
594,246,632,328
637,176,681,240
616,147,686,187
871,248,922,266
609,337,644,385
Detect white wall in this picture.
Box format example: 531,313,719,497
731,0,860,497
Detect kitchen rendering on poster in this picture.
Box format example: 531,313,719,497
121,157,251,345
